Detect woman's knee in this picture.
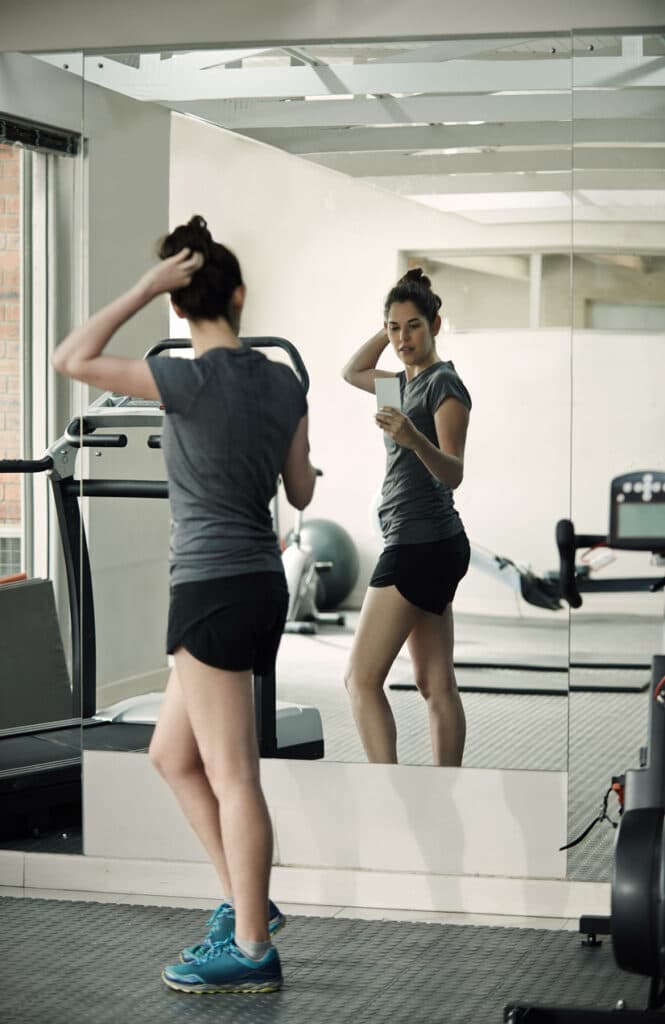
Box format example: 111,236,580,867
344,662,385,699
200,753,260,803
415,669,457,704
149,736,200,782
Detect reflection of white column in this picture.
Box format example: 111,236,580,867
529,252,542,329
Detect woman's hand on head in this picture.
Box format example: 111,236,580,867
375,407,419,449
138,248,204,299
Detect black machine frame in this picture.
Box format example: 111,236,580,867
506,471,665,1022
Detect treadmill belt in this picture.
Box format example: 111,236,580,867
82,721,155,751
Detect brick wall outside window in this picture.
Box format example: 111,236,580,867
0,144,21,529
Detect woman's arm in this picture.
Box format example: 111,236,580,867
375,398,469,490
51,249,202,398
341,329,399,394
281,414,318,510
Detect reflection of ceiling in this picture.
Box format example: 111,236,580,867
38,34,665,224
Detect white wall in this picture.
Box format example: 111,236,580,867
80,79,172,692
572,331,665,530
2,0,664,52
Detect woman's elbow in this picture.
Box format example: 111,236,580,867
51,349,76,378
285,471,317,511
287,490,312,512
51,350,67,375
449,460,464,490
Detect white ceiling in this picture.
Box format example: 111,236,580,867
38,33,665,225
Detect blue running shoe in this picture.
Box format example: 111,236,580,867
180,900,286,963
163,940,282,994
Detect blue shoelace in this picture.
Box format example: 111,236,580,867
196,938,236,964
190,903,233,955
205,903,233,929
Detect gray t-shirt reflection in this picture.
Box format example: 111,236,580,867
377,360,471,546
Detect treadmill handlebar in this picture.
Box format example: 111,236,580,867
0,454,54,474
143,339,191,357
64,429,128,449
143,337,310,395
65,418,129,448
61,479,168,499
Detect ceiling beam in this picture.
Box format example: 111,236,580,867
304,146,665,177
170,88,664,131
170,92,573,129
373,37,538,63
40,53,665,102
361,169,665,194
236,118,665,155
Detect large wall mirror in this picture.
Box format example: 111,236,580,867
567,30,665,882
63,34,575,784
2,32,662,887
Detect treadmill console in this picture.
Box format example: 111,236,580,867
609,471,665,551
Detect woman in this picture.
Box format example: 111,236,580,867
342,268,471,766
52,215,317,994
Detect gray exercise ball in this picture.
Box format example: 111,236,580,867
287,518,360,610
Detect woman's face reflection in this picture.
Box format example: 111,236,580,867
385,301,439,368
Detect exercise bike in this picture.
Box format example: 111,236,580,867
506,470,665,1022
275,472,346,635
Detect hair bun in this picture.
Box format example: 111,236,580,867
402,267,432,290
157,216,243,324
158,215,213,261
183,215,212,257
385,266,442,323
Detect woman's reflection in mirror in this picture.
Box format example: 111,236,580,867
341,268,471,765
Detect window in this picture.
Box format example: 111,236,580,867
0,142,22,578
0,118,81,582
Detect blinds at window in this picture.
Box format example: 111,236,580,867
0,112,80,156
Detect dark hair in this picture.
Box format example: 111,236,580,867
384,267,442,325
157,215,243,324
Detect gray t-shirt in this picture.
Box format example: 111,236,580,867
148,343,307,584
377,360,471,546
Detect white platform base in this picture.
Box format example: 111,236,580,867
0,850,610,920
0,750,588,923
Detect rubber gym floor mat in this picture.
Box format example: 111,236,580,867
0,897,651,1024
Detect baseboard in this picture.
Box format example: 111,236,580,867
0,851,610,920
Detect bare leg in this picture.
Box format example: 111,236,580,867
173,647,272,945
407,604,466,766
344,586,421,764
149,668,232,894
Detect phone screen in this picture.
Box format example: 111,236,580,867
375,376,401,411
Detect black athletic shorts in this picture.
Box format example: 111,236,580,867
167,572,289,673
369,532,470,615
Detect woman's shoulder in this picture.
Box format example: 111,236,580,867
428,360,472,408
431,360,469,388
434,359,461,379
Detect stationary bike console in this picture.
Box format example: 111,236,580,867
609,471,665,553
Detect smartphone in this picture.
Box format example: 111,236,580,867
375,376,402,411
